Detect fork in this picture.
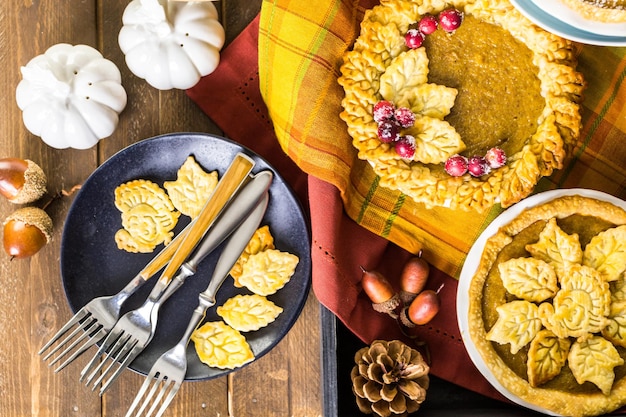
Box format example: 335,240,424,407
39,221,189,372
125,191,269,417
80,154,258,394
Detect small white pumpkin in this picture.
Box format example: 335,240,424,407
118,0,226,90
16,44,128,150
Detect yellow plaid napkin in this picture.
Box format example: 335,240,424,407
258,0,626,279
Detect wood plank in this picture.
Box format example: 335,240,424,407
0,1,102,416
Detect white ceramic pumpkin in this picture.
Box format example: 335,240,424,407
16,43,128,150
118,0,225,90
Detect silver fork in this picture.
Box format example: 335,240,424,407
39,197,193,372
80,155,260,394
125,191,269,417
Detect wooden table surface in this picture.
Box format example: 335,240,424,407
0,1,323,416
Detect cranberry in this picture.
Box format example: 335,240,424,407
377,120,401,143
439,9,463,33
418,15,438,35
405,28,425,49
467,155,491,177
395,136,416,159
394,107,416,128
485,147,507,169
444,155,468,177
373,100,396,123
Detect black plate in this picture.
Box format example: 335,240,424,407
60,133,311,380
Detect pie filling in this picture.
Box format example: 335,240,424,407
424,15,544,158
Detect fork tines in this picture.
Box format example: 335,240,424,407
39,309,107,372
126,370,181,417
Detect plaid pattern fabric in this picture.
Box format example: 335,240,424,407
258,0,626,279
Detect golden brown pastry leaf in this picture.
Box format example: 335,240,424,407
498,257,558,302
379,48,429,101
583,225,626,282
230,225,275,287
526,218,583,275
486,300,543,354
395,83,458,119
527,330,571,387
163,156,219,219
602,301,626,348
405,116,465,164
217,294,283,332
191,321,254,370
568,335,624,396
238,249,299,296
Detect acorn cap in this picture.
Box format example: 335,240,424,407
4,207,53,243
10,159,47,204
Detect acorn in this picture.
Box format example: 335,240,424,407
3,207,53,259
360,266,400,317
399,252,430,304
400,284,443,327
0,157,47,204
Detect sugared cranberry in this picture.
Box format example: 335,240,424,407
395,136,416,159
467,155,491,177
405,28,425,49
444,155,468,177
485,147,507,169
439,9,463,33
377,120,401,143
418,15,438,35
373,100,396,123
394,107,416,128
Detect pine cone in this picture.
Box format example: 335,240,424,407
351,340,429,417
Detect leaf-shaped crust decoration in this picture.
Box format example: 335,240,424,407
191,321,255,370
526,218,583,275
568,335,624,395
404,116,466,164
527,329,571,387
602,301,626,348
163,155,219,219
379,48,429,101
238,249,299,296
498,257,558,302
583,225,626,283
538,265,610,339
610,273,626,304
230,225,275,287
486,300,543,354
395,83,458,119
217,294,283,332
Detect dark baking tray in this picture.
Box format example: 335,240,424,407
321,306,544,417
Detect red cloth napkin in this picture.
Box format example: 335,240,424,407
187,15,507,401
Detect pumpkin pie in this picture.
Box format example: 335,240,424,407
338,0,585,212
467,194,626,416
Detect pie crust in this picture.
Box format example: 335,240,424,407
468,195,626,417
338,0,585,212
560,0,626,23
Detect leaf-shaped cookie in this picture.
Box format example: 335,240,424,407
498,257,558,302
379,48,429,101
405,116,465,164
163,156,219,218
538,265,610,339
568,335,624,395
238,249,299,296
610,273,626,303
217,294,283,332
526,218,583,276
394,83,458,119
583,225,626,282
191,321,254,370
486,300,543,354
527,330,571,387
231,226,275,287
602,301,626,348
